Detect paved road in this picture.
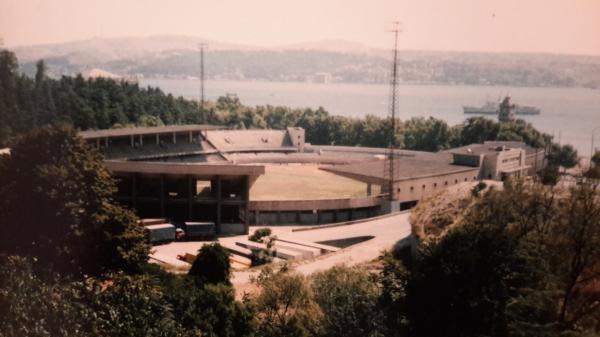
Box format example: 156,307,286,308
150,212,413,293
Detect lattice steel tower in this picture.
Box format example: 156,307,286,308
198,43,206,114
386,22,401,201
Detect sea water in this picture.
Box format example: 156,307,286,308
140,78,600,158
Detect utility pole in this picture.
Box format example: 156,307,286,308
591,126,600,169
198,43,206,115
558,130,562,146
386,21,401,202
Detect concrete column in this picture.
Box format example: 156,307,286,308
216,176,222,233
159,175,165,217
156,134,159,145
189,131,193,143
243,176,250,234
132,174,137,208
255,210,260,225
367,183,372,196
139,134,143,146
130,135,134,147
187,175,193,220
173,132,176,144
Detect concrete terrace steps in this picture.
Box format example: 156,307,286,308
221,242,254,259
231,237,339,262
235,240,308,260
171,249,251,269
230,255,252,268
272,240,321,258
273,237,340,254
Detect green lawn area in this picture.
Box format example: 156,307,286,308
250,165,379,200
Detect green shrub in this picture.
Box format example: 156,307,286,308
471,181,487,197
249,228,272,243
250,248,274,267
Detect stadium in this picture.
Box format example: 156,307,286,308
80,124,545,238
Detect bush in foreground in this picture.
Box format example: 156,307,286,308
189,243,232,285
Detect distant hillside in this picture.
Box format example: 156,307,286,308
10,35,600,88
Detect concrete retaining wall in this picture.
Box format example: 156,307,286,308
220,223,246,235
250,207,379,226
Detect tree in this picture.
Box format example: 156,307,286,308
146,265,255,337
423,179,600,335
378,252,410,337
592,151,600,167
585,151,600,180
312,266,384,337
191,283,256,337
0,126,149,277
216,94,242,112
547,144,578,171
538,164,561,186
549,183,600,330
86,273,188,337
34,59,46,86
457,117,500,145
0,50,19,146
188,243,232,285
404,222,519,337
0,256,91,337
249,228,272,243
253,267,323,337
498,119,545,148
402,117,451,151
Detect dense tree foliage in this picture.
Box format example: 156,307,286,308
538,165,561,185
585,151,600,179
3,181,599,336
188,243,232,285
0,256,255,337
547,143,579,171
0,126,149,277
311,266,384,337
0,256,91,337
0,256,189,337
405,222,521,337
252,267,323,337
383,180,600,337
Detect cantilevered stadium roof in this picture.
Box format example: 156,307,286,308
79,124,224,139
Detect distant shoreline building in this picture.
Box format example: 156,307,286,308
312,72,333,84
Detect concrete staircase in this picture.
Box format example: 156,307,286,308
231,237,339,263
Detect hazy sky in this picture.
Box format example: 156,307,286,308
1,0,599,55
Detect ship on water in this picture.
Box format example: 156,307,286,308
463,99,541,115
